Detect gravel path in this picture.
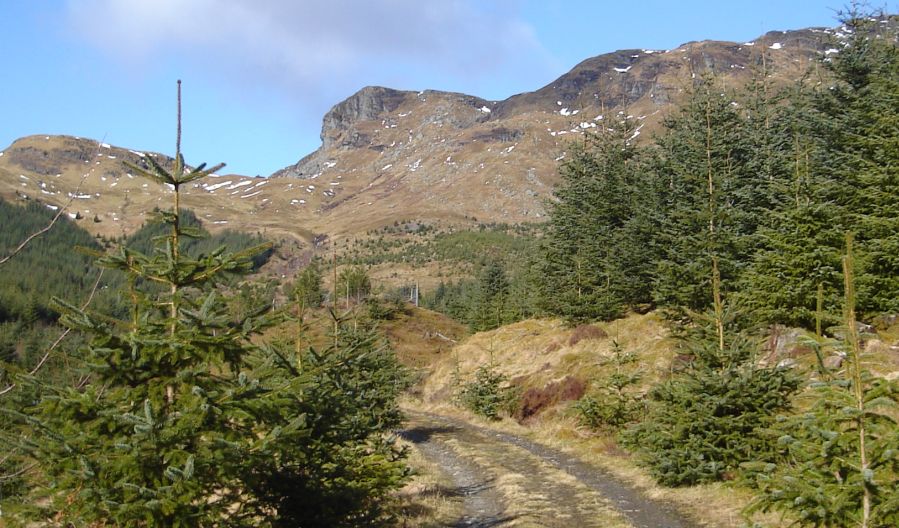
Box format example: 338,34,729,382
400,411,698,528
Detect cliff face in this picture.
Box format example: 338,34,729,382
4,20,890,242
263,23,843,230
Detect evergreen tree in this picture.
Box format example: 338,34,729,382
470,260,511,331
539,118,649,323
744,235,899,527
1,87,408,525
574,339,644,430
740,12,899,328
650,75,757,317
337,265,372,305
291,263,324,310
622,314,801,487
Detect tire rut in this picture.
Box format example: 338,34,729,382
400,411,698,528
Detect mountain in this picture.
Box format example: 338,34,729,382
0,22,869,244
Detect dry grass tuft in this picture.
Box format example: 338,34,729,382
567,324,608,346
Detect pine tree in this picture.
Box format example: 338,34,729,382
744,234,899,527
2,83,409,526
539,117,648,323
622,317,801,486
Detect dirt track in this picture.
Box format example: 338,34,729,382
400,412,697,528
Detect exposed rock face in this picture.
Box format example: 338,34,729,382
4,19,897,242
321,86,410,149
264,22,857,231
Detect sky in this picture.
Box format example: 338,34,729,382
0,1,887,176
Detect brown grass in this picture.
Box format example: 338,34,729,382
406,312,812,527
514,375,586,423
567,324,608,346
391,438,461,527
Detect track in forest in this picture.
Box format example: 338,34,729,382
400,412,698,528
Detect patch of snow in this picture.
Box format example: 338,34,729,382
556,101,562,106
769,42,783,50
614,66,632,73
68,212,78,219
205,180,232,191
479,106,491,113
744,41,755,46
19,174,29,180
254,180,268,187
100,143,111,148
226,180,253,190
128,149,145,157
409,159,422,172
559,107,572,116
239,190,262,198
46,204,58,210
322,161,337,169
107,155,117,159
212,221,228,224
825,48,840,55
382,164,393,171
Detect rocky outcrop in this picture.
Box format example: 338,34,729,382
320,86,411,149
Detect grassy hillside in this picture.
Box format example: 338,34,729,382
405,311,899,527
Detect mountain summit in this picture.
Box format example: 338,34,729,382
0,22,873,241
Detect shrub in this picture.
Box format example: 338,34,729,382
454,363,519,420
574,340,644,430
622,322,801,487
515,376,586,422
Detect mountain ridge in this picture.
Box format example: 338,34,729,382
2,19,889,244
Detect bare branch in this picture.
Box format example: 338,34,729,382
0,462,37,481
0,268,105,396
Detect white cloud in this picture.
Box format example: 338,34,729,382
64,0,552,104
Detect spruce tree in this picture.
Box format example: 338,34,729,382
744,234,899,527
2,83,409,526
291,262,325,310
621,316,801,487
650,75,757,318
740,12,899,328
470,260,511,331
539,117,648,323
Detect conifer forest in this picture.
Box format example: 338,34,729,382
1,10,898,528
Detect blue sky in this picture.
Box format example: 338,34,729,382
0,1,881,176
